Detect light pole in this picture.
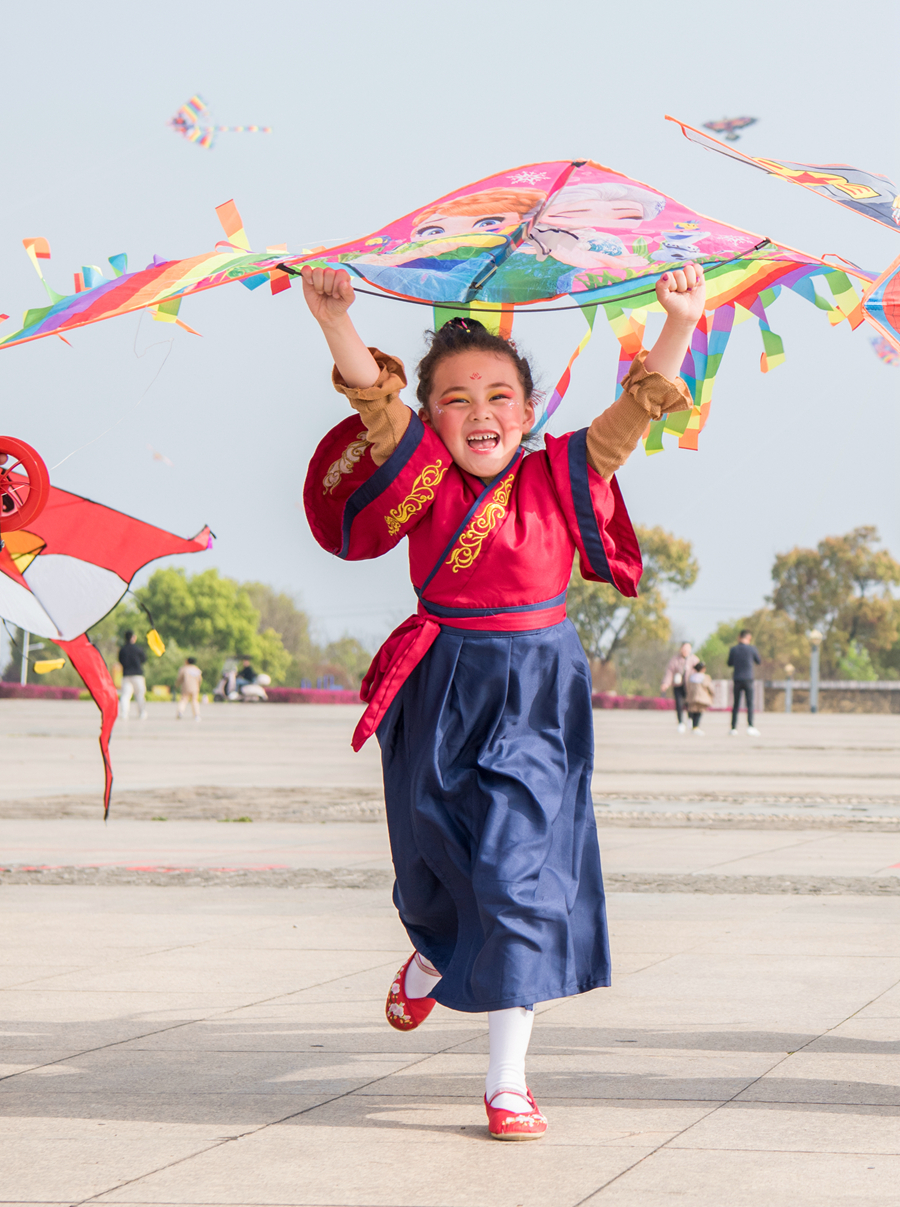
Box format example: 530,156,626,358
808,630,823,714
784,663,795,714
19,631,30,686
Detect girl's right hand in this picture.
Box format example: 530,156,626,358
301,266,355,327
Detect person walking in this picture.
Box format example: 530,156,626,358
728,629,761,735
118,630,148,720
685,661,714,734
661,641,698,733
176,656,203,722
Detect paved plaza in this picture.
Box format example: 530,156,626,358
1,701,899,1206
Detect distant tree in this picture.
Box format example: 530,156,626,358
243,582,318,685
132,568,290,685
700,528,900,681
769,527,900,677
567,525,698,690
321,636,372,689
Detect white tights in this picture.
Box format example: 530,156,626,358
405,952,535,1113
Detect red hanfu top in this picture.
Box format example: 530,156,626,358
305,396,642,748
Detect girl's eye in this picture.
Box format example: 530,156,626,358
417,225,445,237
473,217,506,230
490,393,513,403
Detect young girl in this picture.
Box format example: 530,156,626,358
685,660,715,734
301,260,705,1139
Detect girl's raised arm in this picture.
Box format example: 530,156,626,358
643,264,706,378
301,266,380,389
584,264,705,481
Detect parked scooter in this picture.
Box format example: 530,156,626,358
213,658,271,702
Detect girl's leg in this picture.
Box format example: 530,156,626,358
690,711,701,728
404,951,442,998
485,1006,535,1111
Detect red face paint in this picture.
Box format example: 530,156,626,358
470,372,482,380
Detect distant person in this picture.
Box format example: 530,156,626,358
235,657,257,689
661,641,698,733
728,629,761,735
176,656,203,722
685,661,714,735
118,630,147,720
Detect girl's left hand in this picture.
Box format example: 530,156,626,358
656,263,706,326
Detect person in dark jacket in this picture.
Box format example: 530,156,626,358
728,630,761,735
118,630,148,720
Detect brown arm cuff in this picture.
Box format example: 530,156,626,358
332,348,411,467
586,349,694,480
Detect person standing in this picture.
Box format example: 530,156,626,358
661,641,698,733
176,657,203,722
728,629,761,735
118,630,148,720
685,661,714,734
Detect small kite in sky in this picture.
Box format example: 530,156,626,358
871,334,899,365
168,94,272,150
702,116,757,142
0,436,211,816
148,445,173,466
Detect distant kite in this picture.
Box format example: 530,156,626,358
702,116,757,143
168,95,272,150
871,334,900,365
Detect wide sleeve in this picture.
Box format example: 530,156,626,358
586,349,694,481
542,431,643,597
332,348,411,467
304,404,450,562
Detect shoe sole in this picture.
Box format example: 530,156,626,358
489,1128,547,1141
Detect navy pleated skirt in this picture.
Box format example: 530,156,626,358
377,618,610,1013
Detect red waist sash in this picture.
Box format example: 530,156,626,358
351,596,567,750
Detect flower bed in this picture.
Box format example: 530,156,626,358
264,686,362,705
0,683,81,700
591,693,674,710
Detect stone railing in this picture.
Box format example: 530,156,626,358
765,680,900,714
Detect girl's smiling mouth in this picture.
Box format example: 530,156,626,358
467,430,500,452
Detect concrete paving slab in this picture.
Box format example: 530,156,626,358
0,1092,329,1126
87,1121,659,1206
591,1149,900,1206
667,1100,900,1153
735,1051,900,1106
0,1129,229,1203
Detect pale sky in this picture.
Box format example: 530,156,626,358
1,0,898,666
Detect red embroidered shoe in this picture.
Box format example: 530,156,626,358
385,954,436,1031
484,1088,548,1141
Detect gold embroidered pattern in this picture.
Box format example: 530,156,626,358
385,460,446,535
445,471,516,574
323,431,370,494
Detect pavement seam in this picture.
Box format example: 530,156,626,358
571,969,900,1203
0,954,409,1086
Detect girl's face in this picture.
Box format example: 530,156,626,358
413,211,522,240
421,350,535,481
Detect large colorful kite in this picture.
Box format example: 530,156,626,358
0,437,211,816
168,95,272,150
0,157,885,451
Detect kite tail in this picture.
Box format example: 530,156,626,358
56,634,118,819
